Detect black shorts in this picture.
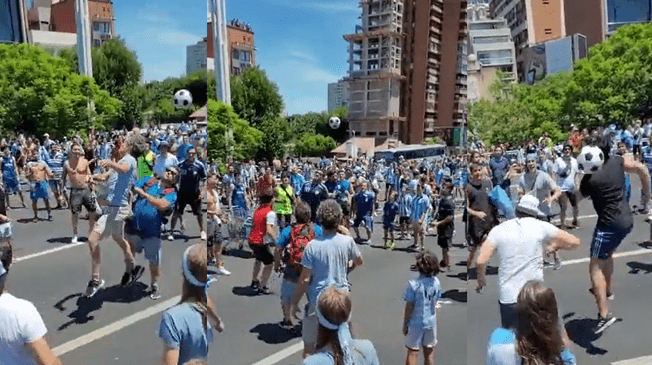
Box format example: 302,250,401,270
176,192,202,216
437,235,452,248
400,216,410,225
560,191,578,208
634,144,641,155
466,231,489,251
250,243,274,265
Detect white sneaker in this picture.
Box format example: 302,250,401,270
167,234,174,241
71,236,78,244
200,231,207,241
216,267,231,276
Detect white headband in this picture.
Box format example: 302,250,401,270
315,292,355,365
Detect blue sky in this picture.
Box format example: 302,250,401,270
225,0,360,115
113,0,205,82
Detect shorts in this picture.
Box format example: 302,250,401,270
3,178,19,195
412,220,423,230
405,326,437,350
400,216,410,225
499,301,517,330
249,243,274,265
634,144,641,155
125,233,161,266
466,230,489,251
302,301,318,345
207,218,222,248
353,215,373,232
93,206,132,241
29,181,49,201
280,279,298,305
383,219,394,231
70,187,98,215
559,191,578,209
176,191,202,216
49,180,63,195
590,224,633,259
437,235,452,248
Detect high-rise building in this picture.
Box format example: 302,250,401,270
328,79,350,112
207,18,255,76
187,38,208,76
343,0,404,139
399,0,467,144
489,0,566,81
0,0,29,43
467,1,516,102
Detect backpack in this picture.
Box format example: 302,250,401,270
283,223,314,273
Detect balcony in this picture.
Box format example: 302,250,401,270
478,57,514,67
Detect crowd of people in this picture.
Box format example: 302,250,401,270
0,122,219,365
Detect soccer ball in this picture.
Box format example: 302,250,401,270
174,89,193,109
329,116,341,129
577,145,605,174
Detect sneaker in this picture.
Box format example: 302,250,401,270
388,241,395,250
258,286,270,295
646,213,652,223
280,319,294,330
200,231,207,241
130,265,145,285
216,266,231,276
207,259,217,267
150,284,161,300
250,280,260,290
554,258,562,270
180,223,186,233
594,314,618,334
589,287,614,300
120,272,131,287
167,234,174,241
71,235,78,244
85,279,105,298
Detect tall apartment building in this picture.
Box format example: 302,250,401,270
328,79,350,112
489,0,565,80
207,19,255,76
343,0,404,139
467,1,516,102
27,0,114,48
187,38,208,76
399,0,467,144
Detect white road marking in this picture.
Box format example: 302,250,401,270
612,355,652,365
14,242,85,263
560,248,652,267
251,342,304,365
52,295,181,357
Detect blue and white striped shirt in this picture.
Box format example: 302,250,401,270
46,153,66,179
399,193,413,218
411,194,431,221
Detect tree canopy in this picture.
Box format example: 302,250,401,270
230,66,284,127
469,22,652,147
207,99,262,163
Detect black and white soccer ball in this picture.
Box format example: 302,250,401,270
328,116,341,129
173,89,193,109
577,145,605,174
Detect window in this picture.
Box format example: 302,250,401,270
242,51,249,61
544,28,552,35
233,67,241,75
93,39,101,46
232,49,240,59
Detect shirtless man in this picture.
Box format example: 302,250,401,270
61,143,99,244
25,153,53,222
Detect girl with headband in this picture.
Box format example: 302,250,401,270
158,244,222,365
303,286,379,365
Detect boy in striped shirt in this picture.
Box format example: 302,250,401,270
45,144,67,209
411,184,431,251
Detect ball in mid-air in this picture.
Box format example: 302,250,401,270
328,116,341,129
577,145,605,174
174,89,193,109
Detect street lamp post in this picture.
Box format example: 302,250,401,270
210,0,231,105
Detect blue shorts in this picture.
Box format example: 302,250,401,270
281,280,297,305
383,219,395,231
590,224,633,259
30,181,49,201
3,177,19,194
126,233,161,266
353,215,373,232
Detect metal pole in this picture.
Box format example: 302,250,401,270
75,0,92,77
210,0,231,104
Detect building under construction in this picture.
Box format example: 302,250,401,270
344,0,467,145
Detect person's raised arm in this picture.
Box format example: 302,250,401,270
26,338,62,365
623,154,651,205
546,229,580,255
475,238,496,290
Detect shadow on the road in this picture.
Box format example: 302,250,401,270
445,271,467,281
626,261,652,274
467,266,497,280
232,286,260,297
47,236,87,244
250,322,301,344
223,248,254,259
565,318,610,355
53,283,149,331
637,241,652,249
442,289,467,303
16,218,38,224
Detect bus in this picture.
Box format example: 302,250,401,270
375,144,447,162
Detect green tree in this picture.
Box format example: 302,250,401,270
0,44,120,138
207,99,262,164
256,116,291,160
295,134,337,157
230,66,284,127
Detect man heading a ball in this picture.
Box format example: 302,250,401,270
579,132,650,334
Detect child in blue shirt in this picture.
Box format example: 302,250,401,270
403,250,441,365
383,192,399,250
399,186,413,241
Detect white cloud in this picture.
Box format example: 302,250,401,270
288,50,318,62
302,66,339,83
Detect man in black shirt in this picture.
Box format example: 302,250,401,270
579,134,650,334
434,180,455,270
466,163,497,273
299,171,329,223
